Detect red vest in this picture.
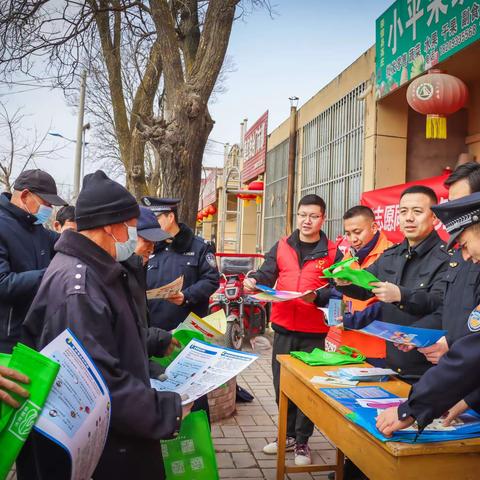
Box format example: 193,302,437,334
270,236,337,334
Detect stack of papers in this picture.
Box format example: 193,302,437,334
310,375,358,387
175,310,227,340
326,367,397,382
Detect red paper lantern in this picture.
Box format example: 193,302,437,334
206,204,217,216
197,212,203,222
248,180,264,192
406,70,468,139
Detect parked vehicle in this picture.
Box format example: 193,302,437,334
209,253,269,350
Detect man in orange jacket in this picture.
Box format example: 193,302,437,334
326,206,391,366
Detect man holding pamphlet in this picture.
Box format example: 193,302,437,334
244,194,341,465
335,186,450,383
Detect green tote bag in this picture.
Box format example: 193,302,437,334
0,343,60,480
161,410,219,480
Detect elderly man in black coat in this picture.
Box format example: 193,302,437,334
22,171,190,480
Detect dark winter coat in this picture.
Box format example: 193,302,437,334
0,192,58,352
147,223,219,331
22,230,182,479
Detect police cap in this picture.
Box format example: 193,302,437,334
140,196,180,214
137,206,172,242
431,191,480,249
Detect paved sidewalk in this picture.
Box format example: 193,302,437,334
214,338,337,480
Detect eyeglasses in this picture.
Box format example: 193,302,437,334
297,213,322,221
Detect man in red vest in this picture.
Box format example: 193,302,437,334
244,194,340,465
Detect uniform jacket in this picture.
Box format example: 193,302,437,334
22,230,182,477
0,192,58,352
252,230,340,335
147,223,219,331
339,230,449,378
398,315,480,429
441,249,480,345
329,231,392,358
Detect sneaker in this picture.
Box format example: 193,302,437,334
263,436,296,454
294,443,312,465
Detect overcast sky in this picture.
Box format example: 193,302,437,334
1,0,393,195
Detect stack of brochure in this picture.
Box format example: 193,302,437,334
325,367,397,382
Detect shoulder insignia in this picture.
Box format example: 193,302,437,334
449,261,459,268
205,252,217,269
468,305,480,332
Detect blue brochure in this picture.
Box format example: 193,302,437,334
321,386,480,443
357,320,447,348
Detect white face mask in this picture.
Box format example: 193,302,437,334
110,223,138,262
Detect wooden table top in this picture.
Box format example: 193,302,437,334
278,354,480,456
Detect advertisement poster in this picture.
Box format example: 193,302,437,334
151,339,257,404
35,329,111,480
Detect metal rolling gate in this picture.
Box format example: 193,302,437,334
301,82,366,239
263,139,289,251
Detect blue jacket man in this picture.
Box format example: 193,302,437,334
0,169,65,353
141,197,219,331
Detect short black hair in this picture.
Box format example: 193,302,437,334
56,205,75,226
297,194,326,214
343,205,375,221
400,185,438,204
158,209,178,224
444,162,480,193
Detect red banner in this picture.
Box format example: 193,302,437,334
241,111,268,183
360,173,451,243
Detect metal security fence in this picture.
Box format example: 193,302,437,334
300,83,366,238
263,139,289,251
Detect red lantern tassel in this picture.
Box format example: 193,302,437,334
426,114,447,140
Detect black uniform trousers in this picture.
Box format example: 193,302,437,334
272,331,326,445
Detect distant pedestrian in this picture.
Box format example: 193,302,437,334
53,205,76,233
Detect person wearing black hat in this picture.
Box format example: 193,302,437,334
135,206,171,264
140,196,219,331
0,169,66,353
376,191,480,437
22,171,190,480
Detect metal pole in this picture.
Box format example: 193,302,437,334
73,70,87,199
285,103,298,235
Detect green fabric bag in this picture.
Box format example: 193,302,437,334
0,343,60,480
161,410,219,480
322,257,380,291
290,346,366,366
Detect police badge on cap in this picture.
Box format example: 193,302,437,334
140,197,180,214
431,191,480,250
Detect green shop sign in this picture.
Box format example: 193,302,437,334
376,0,480,99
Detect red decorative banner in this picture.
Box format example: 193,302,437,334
241,111,268,183
360,172,451,243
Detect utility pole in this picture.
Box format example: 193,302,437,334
285,96,299,235
73,70,87,199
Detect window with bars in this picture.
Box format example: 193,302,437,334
300,83,366,239
263,139,289,251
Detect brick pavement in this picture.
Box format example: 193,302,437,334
214,337,337,480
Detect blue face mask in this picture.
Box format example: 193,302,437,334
111,223,138,262
30,200,54,225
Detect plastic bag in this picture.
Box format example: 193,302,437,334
322,257,380,291
161,410,219,480
0,343,60,480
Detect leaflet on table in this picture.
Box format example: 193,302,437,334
325,367,398,382
34,329,111,480
356,320,447,347
175,309,227,339
310,375,358,387
322,386,480,443
146,275,184,300
150,339,257,405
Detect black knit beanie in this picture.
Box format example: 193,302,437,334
75,170,140,231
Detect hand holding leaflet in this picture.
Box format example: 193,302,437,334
251,283,328,303
322,257,380,291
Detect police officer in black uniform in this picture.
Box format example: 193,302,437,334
377,191,480,436
141,197,219,331
337,186,450,383
417,162,480,365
